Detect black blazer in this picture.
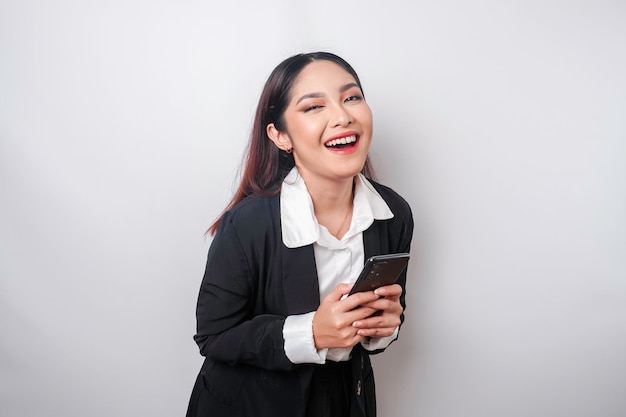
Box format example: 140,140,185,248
187,180,413,417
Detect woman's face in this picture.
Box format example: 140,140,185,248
268,60,373,184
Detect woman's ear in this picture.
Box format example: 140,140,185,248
267,123,293,152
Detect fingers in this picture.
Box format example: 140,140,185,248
359,294,402,313
352,310,401,338
373,283,402,299
358,284,403,316
313,282,404,348
313,285,370,350
325,283,401,308
352,307,401,329
324,284,380,310
351,288,403,338
355,325,399,338
312,307,366,349
342,290,381,311
326,283,353,301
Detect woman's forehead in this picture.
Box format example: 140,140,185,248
290,60,359,97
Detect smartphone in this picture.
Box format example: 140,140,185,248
348,253,410,296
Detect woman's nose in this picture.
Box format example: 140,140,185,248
330,103,352,127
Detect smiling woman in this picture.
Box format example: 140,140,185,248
267,60,373,197
186,52,414,417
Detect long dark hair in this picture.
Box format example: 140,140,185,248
208,52,376,235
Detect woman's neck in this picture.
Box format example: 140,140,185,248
300,173,356,239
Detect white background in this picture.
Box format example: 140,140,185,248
1,1,625,416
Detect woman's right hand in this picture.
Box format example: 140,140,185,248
312,283,381,350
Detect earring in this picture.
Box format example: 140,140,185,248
285,148,292,154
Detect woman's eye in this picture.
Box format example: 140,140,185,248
303,104,323,112
345,95,363,102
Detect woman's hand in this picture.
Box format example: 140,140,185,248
312,283,381,350
350,284,403,338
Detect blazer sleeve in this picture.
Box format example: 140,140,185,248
388,187,413,323
396,197,414,324
193,208,294,372
366,184,414,355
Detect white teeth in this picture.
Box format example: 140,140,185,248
326,135,356,147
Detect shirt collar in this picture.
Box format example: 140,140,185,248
280,167,394,248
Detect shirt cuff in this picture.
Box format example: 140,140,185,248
283,312,328,364
326,347,353,362
361,326,399,351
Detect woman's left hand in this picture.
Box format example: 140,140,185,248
349,283,403,338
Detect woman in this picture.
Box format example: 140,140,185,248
187,52,413,417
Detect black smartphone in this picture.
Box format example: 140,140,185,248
348,253,410,296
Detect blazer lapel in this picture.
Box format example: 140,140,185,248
281,244,320,314
363,219,386,260
281,219,391,315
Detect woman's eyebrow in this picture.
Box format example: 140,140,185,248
296,92,324,105
339,82,360,93
295,83,361,105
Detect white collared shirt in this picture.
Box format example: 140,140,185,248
281,167,400,364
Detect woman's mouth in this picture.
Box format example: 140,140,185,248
324,134,358,149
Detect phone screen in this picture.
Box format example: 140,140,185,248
348,253,410,296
